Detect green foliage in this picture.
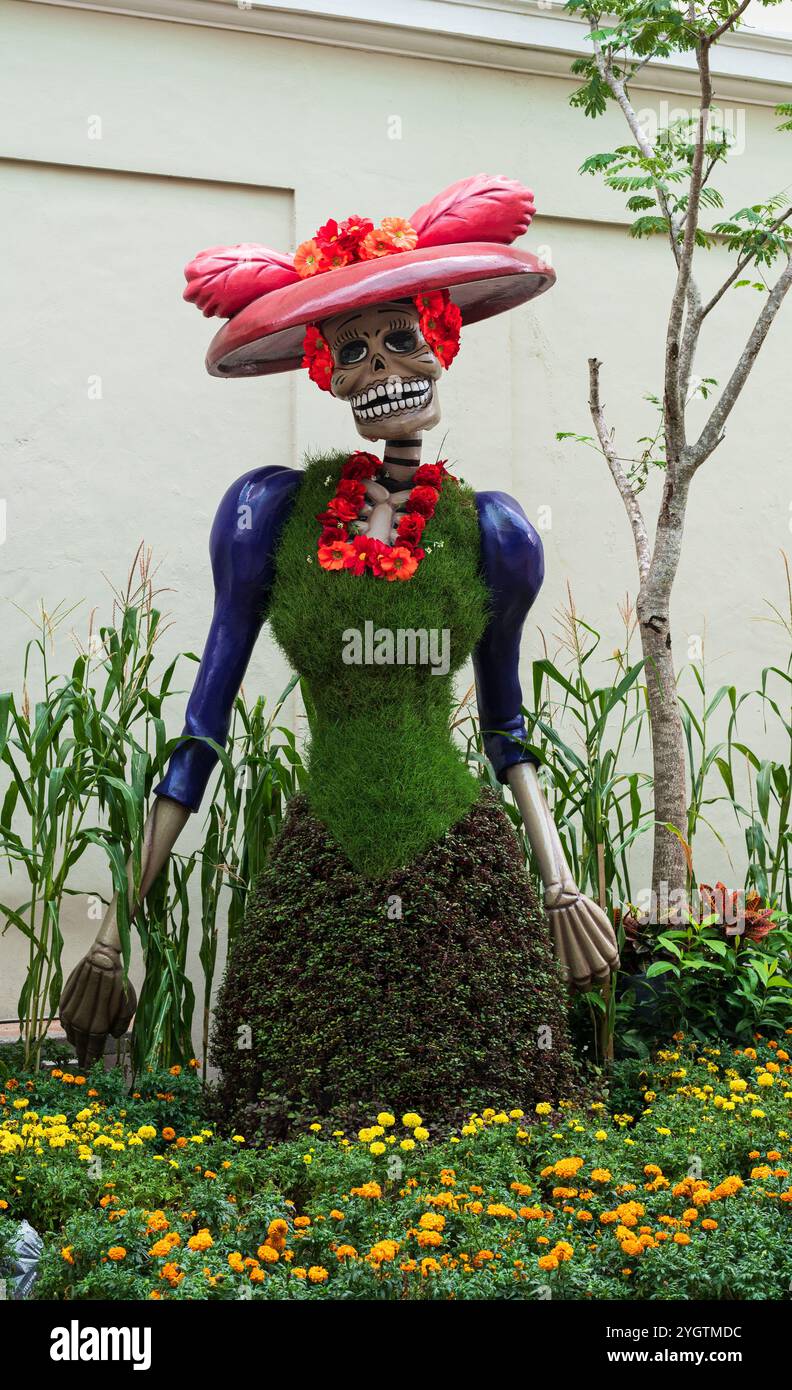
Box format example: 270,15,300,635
268,452,489,875
210,790,579,1141
2,1036,790,1301
1,551,304,1073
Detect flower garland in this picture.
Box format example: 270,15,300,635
295,211,463,391
316,451,451,582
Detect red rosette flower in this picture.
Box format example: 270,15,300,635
319,525,347,546
396,512,426,546
341,451,382,480
337,215,374,256
326,495,360,523
336,478,367,506
343,535,386,576
405,485,440,518
302,326,334,391
411,464,443,488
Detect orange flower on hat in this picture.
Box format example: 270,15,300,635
294,239,324,278
361,217,418,259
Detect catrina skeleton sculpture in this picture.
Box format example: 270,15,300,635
60,176,619,1113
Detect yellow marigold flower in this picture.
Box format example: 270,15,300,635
61,1246,74,1264
136,1125,156,1140
590,1168,612,1183
487,1203,518,1219
377,1112,395,1128
309,1123,322,1133
421,1258,441,1277
535,1102,552,1116
402,1113,422,1129
329,1210,344,1220
107,1246,126,1261
400,1139,416,1151
228,1252,245,1273
294,1215,311,1229
413,1127,429,1142
370,1141,386,1156
510,1109,525,1119
758,1073,774,1087
308,1266,328,1283
231,1135,245,1143
292,1267,307,1279
335,1244,358,1260
751,1165,771,1180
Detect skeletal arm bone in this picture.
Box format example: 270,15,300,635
506,763,619,990
59,797,190,1065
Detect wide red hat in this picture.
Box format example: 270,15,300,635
183,175,555,378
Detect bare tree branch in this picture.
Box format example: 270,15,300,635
665,38,712,459
690,252,792,468
588,357,652,580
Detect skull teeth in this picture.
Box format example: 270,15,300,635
351,378,432,419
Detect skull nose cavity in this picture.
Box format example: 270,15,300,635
371,354,386,372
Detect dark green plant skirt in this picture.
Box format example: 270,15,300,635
210,790,578,1140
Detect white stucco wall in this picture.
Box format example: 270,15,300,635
1,0,791,1026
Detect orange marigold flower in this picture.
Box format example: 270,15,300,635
308,1266,329,1283
162,1127,176,1141
188,1229,213,1252
538,1254,559,1272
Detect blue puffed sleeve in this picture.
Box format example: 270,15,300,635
155,465,302,812
473,490,544,782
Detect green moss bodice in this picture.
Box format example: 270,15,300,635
268,453,489,875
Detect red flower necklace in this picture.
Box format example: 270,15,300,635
317,452,451,582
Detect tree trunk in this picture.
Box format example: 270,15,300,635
638,608,688,907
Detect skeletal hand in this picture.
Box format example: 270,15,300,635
545,884,620,992
59,938,137,1067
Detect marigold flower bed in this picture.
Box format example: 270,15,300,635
1,1035,791,1300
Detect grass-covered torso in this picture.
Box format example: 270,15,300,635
267,452,488,877
210,453,579,1137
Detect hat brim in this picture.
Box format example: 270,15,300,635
206,243,554,378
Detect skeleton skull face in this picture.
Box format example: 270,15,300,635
321,300,442,441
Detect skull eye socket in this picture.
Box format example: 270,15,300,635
337,339,368,367
383,329,417,354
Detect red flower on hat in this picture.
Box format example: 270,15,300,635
302,326,334,392
360,217,418,259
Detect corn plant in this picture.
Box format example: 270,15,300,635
0,550,184,1070
193,676,305,1079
